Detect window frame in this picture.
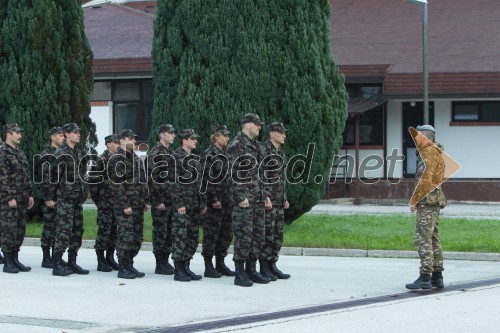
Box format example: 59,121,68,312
452,101,500,123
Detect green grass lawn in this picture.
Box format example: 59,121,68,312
25,211,500,253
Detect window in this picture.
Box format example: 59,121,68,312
342,106,384,145
90,81,112,101
113,80,153,141
452,101,500,122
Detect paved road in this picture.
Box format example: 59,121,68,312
1,246,500,333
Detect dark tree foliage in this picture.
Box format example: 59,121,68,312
152,0,348,222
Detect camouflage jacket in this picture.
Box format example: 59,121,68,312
170,147,206,210
107,147,149,210
0,143,33,202
225,131,264,205
88,150,115,210
413,142,447,208
147,142,176,206
261,140,287,206
48,141,86,202
38,144,57,200
200,143,230,206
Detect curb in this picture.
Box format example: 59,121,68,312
22,238,500,262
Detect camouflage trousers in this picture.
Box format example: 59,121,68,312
151,205,173,255
171,209,200,262
0,201,28,252
201,205,233,258
232,204,265,261
53,199,83,254
115,208,144,259
259,206,285,262
40,205,57,248
415,205,444,275
94,209,117,250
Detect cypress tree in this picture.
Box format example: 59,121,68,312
152,0,347,222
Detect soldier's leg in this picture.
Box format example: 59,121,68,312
67,202,88,274
202,206,221,258
41,205,57,249
106,212,119,270
95,209,113,272
1,202,21,273
186,209,201,259
14,201,28,251
259,207,276,261
131,209,144,258
172,211,192,281
215,207,233,258
431,208,443,272
165,206,173,254
53,199,73,255
232,205,253,261
152,206,167,255
115,208,135,261
414,206,435,275
271,207,285,261
249,204,265,261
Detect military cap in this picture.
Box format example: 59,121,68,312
104,134,120,144
3,123,23,133
156,124,176,135
416,124,435,133
211,124,231,135
62,123,81,133
48,126,63,136
267,122,288,133
118,129,138,139
240,113,264,125
178,129,200,140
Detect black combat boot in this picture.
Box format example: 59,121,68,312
117,258,136,279
41,246,53,268
405,274,432,290
0,252,4,264
55,248,68,267
2,252,19,273
431,271,444,289
245,259,270,284
174,260,191,282
12,251,31,272
164,252,175,274
128,258,145,278
155,253,172,275
268,260,290,279
96,249,112,272
52,252,73,276
259,259,277,281
204,256,222,278
106,248,119,271
216,255,235,276
68,250,89,275
234,260,252,287
184,259,202,280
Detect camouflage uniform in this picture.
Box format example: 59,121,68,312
201,143,233,259
226,131,265,261
107,146,149,262
414,142,447,276
259,139,287,262
39,144,58,249
0,142,33,253
147,141,176,259
49,141,86,256
170,146,206,262
89,149,117,251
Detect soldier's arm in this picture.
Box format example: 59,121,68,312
226,143,248,204
108,154,129,210
87,156,104,205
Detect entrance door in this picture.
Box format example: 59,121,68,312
402,102,434,177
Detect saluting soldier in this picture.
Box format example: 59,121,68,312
200,125,235,278
0,123,34,273
38,126,65,269
170,129,206,282
147,124,177,276
108,129,149,279
49,123,88,276
226,113,270,287
88,134,121,272
259,122,291,281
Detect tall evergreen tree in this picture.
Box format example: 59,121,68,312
152,0,347,221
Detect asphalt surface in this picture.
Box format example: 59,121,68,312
1,202,499,332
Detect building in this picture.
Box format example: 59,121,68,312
83,0,500,202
